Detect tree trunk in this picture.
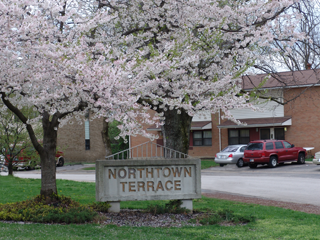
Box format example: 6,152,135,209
161,108,192,156
101,118,112,156
39,113,58,200
0,94,60,201
8,160,13,176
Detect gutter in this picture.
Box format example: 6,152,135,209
219,110,221,152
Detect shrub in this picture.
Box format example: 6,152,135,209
0,194,97,224
196,209,256,225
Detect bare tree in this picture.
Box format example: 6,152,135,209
262,0,320,71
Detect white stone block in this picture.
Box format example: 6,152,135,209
109,201,120,213
181,199,193,211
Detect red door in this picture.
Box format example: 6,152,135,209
282,141,298,161
274,141,286,162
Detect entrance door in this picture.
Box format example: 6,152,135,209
260,129,270,140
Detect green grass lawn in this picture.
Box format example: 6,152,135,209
82,167,96,171
1,175,320,239
201,159,219,169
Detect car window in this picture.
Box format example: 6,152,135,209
283,141,292,148
240,146,246,152
265,142,274,150
247,143,263,150
221,146,239,152
275,141,284,149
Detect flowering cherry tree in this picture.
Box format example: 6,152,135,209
0,0,154,198
0,0,303,198
95,0,303,154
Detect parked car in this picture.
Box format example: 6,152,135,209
243,140,306,168
3,149,64,170
0,155,7,172
215,144,247,168
313,151,320,165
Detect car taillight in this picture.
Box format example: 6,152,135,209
215,154,217,158
261,152,265,157
228,154,233,158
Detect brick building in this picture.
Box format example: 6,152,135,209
130,69,320,158
57,69,320,161
57,117,106,163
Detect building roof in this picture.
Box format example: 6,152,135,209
217,117,292,129
147,121,212,131
243,69,320,90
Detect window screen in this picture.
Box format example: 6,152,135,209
228,129,250,145
193,131,212,146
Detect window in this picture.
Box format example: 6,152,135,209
228,130,238,145
228,129,250,145
260,129,270,140
266,142,274,150
85,111,90,150
275,141,284,149
283,141,292,148
240,146,246,152
193,130,212,146
247,143,263,150
275,128,285,140
222,146,239,152
85,139,90,150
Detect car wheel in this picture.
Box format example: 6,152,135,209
268,156,277,168
297,153,305,164
236,158,244,168
57,157,64,167
249,163,257,169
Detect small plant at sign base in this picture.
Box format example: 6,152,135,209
146,200,190,215
88,202,111,213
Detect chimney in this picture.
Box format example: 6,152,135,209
306,63,312,70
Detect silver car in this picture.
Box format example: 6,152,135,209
215,145,247,168
313,151,320,165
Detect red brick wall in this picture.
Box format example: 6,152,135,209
283,86,320,156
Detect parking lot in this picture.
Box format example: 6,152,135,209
202,162,320,206
203,161,320,178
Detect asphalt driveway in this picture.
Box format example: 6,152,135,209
202,162,320,206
